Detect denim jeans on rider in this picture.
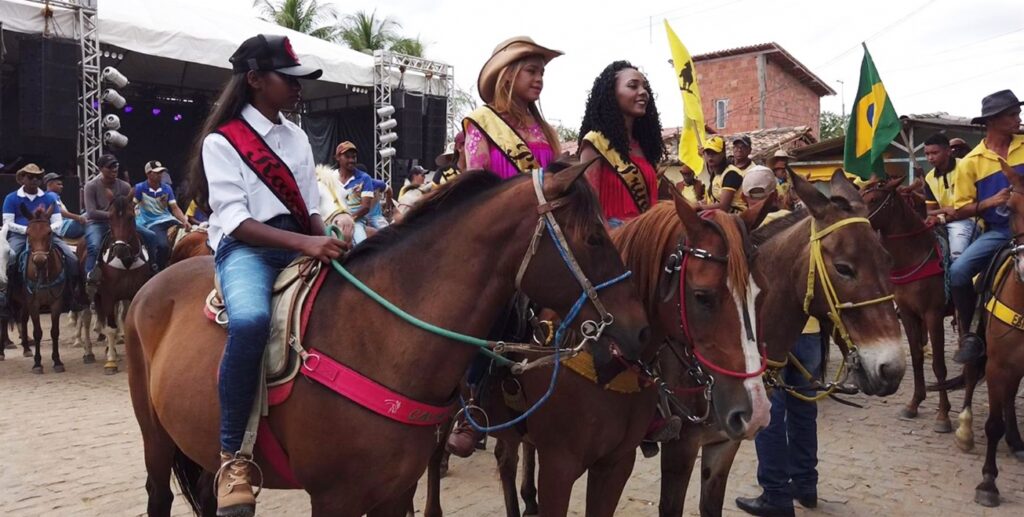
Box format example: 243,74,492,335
949,226,1011,288
754,332,823,508
7,233,80,278
84,221,162,274
58,218,85,239
144,220,177,270
946,219,980,262
215,215,301,453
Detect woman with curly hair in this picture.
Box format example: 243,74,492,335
463,36,562,178
579,61,665,227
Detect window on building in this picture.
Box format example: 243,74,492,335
715,99,728,129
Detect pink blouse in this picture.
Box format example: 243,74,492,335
464,120,554,180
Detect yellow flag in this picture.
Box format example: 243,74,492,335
665,20,706,174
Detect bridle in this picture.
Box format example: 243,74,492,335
22,220,65,295
101,225,149,271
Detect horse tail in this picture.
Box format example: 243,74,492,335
927,356,987,392
172,447,216,516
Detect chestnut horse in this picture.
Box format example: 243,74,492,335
169,228,212,265
82,195,152,374
960,162,1024,507
429,194,774,517
861,177,953,433
3,205,69,372
125,165,650,517
658,171,906,517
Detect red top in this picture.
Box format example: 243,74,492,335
591,152,659,221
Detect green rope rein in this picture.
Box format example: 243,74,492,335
326,225,512,365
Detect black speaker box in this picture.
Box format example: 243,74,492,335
394,90,423,162
18,36,79,141
423,95,447,165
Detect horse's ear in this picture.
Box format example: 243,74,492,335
19,204,31,221
829,170,864,205
545,157,596,197
789,170,829,219
740,191,777,232
999,157,1024,190
668,185,704,238
45,204,54,217
898,177,924,195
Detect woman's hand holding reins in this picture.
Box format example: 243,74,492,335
303,235,348,264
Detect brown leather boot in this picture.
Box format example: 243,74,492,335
445,422,480,458
215,452,260,517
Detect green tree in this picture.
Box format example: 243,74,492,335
555,124,579,143
254,0,339,41
338,9,401,54
390,36,426,57
819,110,849,140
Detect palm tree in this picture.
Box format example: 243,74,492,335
254,0,339,41
338,9,401,54
390,36,426,57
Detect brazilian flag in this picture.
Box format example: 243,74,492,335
843,44,900,179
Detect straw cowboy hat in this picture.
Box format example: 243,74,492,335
766,149,794,169
477,36,563,104
16,163,45,177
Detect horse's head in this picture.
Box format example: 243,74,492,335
614,192,772,440
999,158,1024,282
21,204,54,267
515,160,650,379
108,194,140,261
788,170,904,396
861,175,926,233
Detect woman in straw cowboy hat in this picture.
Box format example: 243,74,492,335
463,36,563,178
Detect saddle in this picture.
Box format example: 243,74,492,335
204,256,324,386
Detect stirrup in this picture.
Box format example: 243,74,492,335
214,453,265,498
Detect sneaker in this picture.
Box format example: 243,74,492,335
215,452,259,517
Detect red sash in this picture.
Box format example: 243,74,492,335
216,118,312,234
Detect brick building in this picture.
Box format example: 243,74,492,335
693,42,835,138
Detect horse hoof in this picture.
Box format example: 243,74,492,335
31,365,43,374
103,362,118,375
955,431,975,452
22,349,33,358
1014,450,1024,463
898,407,918,419
933,419,953,434
83,353,95,364
53,364,65,373
4,342,14,349
975,489,1000,507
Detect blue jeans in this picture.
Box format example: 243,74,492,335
84,221,161,273
215,216,301,452
754,333,823,508
364,213,389,230
949,227,1011,288
58,219,85,239
7,233,80,279
143,220,177,270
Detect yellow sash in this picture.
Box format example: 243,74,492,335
463,106,538,174
583,131,650,212
437,167,461,185
985,258,1024,330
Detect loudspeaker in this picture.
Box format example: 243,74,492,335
394,90,423,162
18,36,79,140
423,95,447,165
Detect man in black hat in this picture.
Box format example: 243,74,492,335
949,89,1024,363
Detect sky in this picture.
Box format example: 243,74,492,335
231,0,1024,131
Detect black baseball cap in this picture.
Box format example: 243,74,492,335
229,34,323,80
98,154,119,168
732,135,752,148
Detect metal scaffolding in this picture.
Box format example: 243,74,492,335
372,50,454,185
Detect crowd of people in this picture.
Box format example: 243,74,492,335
1,28,1020,517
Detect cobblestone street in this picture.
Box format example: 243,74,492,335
1,321,1022,516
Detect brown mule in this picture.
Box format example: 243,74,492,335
125,165,650,517
658,171,907,517
966,161,1024,508
5,205,69,373
169,229,212,265
418,194,775,517
862,177,953,433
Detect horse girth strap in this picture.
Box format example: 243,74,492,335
803,217,895,349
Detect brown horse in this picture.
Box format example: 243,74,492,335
658,171,906,517
125,165,650,517
3,205,69,373
861,177,953,433
963,162,1024,507
83,195,152,374
428,194,774,517
169,228,212,265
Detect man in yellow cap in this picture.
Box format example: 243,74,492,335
699,135,743,211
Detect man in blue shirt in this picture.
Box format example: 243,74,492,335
44,172,87,239
2,164,80,301
134,160,188,270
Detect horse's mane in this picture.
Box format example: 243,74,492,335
345,169,602,265
751,207,809,247
611,203,749,314
111,193,134,216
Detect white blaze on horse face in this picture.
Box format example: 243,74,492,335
730,275,771,438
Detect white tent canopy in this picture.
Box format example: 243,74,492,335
0,0,442,99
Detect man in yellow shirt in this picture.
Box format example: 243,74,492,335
700,136,744,212
922,133,977,260
949,90,1023,363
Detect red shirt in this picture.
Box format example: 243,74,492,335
591,152,658,221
